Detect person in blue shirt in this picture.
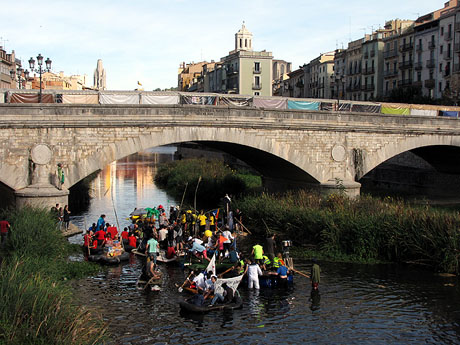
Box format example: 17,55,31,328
189,238,211,262
97,214,106,230
276,264,289,289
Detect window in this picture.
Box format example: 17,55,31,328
441,26,444,36
417,71,421,81
254,92,260,96
245,39,248,48
440,63,443,72
254,76,260,86
254,62,260,72
439,82,442,92
440,45,444,54
385,81,389,91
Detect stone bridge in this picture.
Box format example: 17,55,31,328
1,103,460,208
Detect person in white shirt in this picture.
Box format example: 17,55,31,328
247,259,263,289
222,226,234,256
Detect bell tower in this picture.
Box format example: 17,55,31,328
235,22,253,52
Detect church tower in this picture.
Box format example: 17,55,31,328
93,59,106,90
235,22,253,52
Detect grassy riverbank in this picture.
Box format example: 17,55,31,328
234,191,460,273
0,207,106,344
155,158,262,207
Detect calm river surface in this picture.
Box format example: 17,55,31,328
69,147,460,344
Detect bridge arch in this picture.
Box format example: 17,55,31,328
68,126,323,189
360,135,460,178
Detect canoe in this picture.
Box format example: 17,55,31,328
179,296,243,314
259,273,294,288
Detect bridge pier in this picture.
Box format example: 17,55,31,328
15,185,69,209
319,179,361,198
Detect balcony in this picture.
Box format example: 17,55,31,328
399,61,413,69
443,51,452,60
428,41,436,50
445,31,453,41
364,84,375,91
456,22,460,31
414,62,423,70
384,69,398,78
253,67,261,74
362,67,375,75
398,79,413,87
416,44,423,52
400,42,414,52
383,50,398,59
424,79,435,88
364,51,369,59
412,80,423,88
455,43,460,53
370,50,376,57
352,84,362,91
252,83,262,90
426,59,435,69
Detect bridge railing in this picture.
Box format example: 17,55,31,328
1,89,460,118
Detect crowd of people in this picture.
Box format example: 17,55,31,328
50,203,71,230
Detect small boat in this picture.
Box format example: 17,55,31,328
136,271,163,291
258,272,294,288
99,251,130,265
179,296,243,314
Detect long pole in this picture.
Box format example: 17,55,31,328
194,176,201,212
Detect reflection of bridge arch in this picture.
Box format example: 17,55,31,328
71,126,322,189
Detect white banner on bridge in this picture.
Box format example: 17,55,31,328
141,95,179,105
99,93,140,104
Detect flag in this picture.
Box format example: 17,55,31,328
205,253,216,276
137,81,142,86
214,274,244,295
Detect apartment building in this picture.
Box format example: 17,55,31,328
345,38,363,100
361,33,385,100
331,49,346,99
0,47,18,89
308,52,335,99
281,67,304,98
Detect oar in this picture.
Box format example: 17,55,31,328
178,271,194,292
235,218,252,235
143,276,156,291
84,218,90,256
218,266,234,278
262,219,271,236
290,267,310,279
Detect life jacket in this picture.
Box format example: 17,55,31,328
273,257,282,268
263,255,271,266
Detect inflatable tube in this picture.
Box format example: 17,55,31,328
123,245,136,253
179,296,243,314
88,254,102,262
100,252,130,265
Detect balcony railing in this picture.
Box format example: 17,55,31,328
383,50,398,59
252,83,262,90
443,51,452,60
412,80,423,88
362,67,375,75
399,61,413,69
364,52,369,59
445,31,453,41
384,69,398,78
364,84,375,91
398,79,413,87
428,41,436,50
400,42,414,52
370,50,376,57
416,44,423,52
426,59,435,69
253,68,261,74
424,79,435,88
414,62,423,70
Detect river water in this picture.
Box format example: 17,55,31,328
69,147,460,344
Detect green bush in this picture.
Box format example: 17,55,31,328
234,191,460,273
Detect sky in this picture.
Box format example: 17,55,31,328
1,0,444,90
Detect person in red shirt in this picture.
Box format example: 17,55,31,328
166,245,176,259
95,228,106,246
128,233,137,248
106,223,118,240
121,227,129,240
83,230,92,247
0,220,10,243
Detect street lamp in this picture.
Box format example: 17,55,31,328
330,74,344,110
10,67,30,89
28,54,52,102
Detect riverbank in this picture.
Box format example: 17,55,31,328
234,191,460,274
0,207,106,344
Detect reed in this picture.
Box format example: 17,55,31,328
234,191,460,273
0,207,106,344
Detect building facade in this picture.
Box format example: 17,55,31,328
0,47,17,89
93,59,106,90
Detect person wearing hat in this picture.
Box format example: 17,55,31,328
311,258,321,290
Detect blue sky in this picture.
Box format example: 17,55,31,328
1,0,442,90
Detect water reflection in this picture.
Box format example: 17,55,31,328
69,147,460,344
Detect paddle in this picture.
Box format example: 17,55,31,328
235,218,252,235
290,267,310,279
218,266,235,278
178,271,194,292
143,276,156,291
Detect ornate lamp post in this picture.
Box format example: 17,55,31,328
10,67,30,89
28,54,52,102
